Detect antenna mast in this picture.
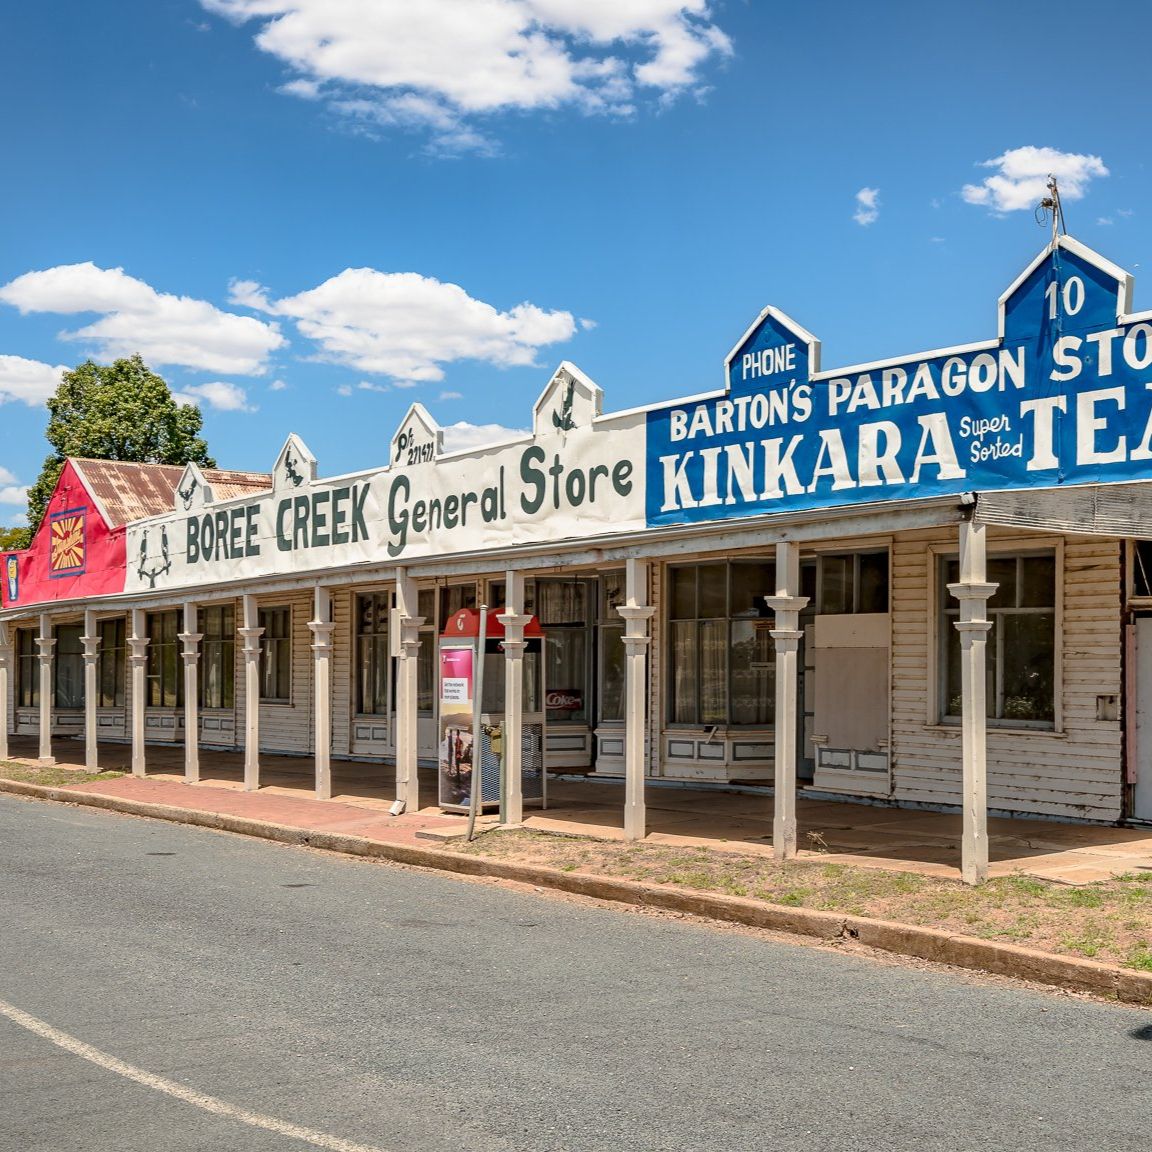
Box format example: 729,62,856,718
1036,175,1066,242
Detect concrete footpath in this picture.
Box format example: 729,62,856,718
3,768,1151,1009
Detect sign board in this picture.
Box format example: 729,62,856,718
647,236,1152,526
438,644,477,808
122,366,646,596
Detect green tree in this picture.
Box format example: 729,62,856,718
25,355,215,536
0,526,30,550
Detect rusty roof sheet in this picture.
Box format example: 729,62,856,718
71,459,271,528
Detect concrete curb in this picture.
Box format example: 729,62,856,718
4,776,1151,1008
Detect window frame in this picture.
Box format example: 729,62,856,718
197,604,235,711
53,623,85,710
665,558,777,729
146,611,183,709
929,539,1063,733
814,549,890,615
16,627,38,709
97,617,126,709
355,591,392,717
258,606,292,704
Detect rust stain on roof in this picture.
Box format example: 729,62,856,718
72,459,271,528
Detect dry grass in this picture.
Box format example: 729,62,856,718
449,829,1152,970
0,761,126,788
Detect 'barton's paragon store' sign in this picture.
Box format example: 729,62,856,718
648,238,1152,524
5,237,1151,606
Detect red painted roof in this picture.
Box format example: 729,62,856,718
71,459,271,527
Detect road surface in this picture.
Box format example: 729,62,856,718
1,793,1149,1152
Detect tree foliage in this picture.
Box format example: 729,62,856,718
25,356,216,537
0,526,30,551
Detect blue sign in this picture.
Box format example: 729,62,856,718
646,237,1151,526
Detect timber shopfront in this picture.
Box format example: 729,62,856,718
6,235,1152,882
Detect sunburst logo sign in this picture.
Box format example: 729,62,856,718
49,508,86,577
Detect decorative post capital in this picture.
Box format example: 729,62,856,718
238,625,264,660
765,593,809,635
308,619,336,655
617,604,655,643
946,581,998,605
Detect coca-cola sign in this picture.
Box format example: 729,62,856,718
546,688,583,711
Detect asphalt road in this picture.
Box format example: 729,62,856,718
1,793,1150,1152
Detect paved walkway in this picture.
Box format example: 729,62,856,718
7,736,1152,883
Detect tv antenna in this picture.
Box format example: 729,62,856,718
1035,175,1066,241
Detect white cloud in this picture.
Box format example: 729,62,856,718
227,278,275,312
961,146,1108,213
1097,217,1114,226
853,187,880,226
439,390,463,400
0,263,285,375
0,466,28,508
441,420,529,453
200,0,731,151
336,384,353,396
268,378,288,391
0,354,66,405
175,381,256,412
255,268,578,383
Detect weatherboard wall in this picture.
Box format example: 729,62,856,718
889,528,1123,821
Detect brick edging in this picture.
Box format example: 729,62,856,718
3,777,1150,1007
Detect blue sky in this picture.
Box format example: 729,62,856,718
1,0,1149,524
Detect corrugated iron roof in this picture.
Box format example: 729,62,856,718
71,459,271,528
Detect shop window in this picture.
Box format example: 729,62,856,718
537,579,591,724
417,588,436,718
357,593,391,716
98,618,126,708
198,605,235,710
667,560,776,727
258,607,291,702
817,550,889,614
147,612,183,708
1134,541,1152,597
54,625,84,710
598,571,626,724
439,583,476,620
16,628,38,708
939,552,1056,727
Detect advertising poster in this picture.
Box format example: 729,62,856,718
438,645,476,808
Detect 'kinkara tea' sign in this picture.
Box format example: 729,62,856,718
647,237,1152,524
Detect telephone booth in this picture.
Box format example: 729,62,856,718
438,607,548,813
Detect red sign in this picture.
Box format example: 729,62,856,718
546,688,583,711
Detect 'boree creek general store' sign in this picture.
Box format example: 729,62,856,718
105,237,1152,596
123,367,646,593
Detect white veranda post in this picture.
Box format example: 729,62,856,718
498,569,529,826
36,613,55,766
239,594,263,791
618,558,655,842
82,608,100,772
0,621,11,763
128,609,149,777
392,570,421,812
309,586,335,801
179,601,201,784
765,540,809,862
948,517,997,885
